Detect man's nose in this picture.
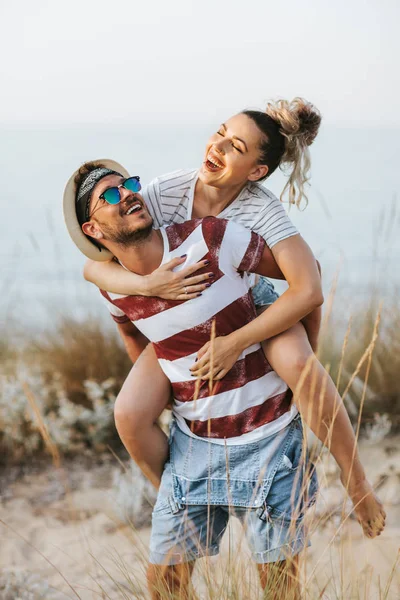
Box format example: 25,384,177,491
119,185,133,203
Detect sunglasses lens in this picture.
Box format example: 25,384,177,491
103,187,121,205
124,177,141,193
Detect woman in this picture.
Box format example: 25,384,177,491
85,98,385,540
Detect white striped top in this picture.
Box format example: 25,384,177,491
142,169,299,249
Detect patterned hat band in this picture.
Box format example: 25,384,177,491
76,167,122,226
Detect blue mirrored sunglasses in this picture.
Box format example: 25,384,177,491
99,176,141,205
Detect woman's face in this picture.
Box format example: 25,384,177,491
198,113,268,189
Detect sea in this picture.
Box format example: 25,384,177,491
1,122,399,332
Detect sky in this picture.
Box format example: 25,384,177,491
1,0,399,127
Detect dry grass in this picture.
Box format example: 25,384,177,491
318,288,400,431
27,315,132,407
0,316,132,464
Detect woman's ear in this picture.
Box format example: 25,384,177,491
248,164,269,182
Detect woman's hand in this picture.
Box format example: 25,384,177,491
189,335,242,380
144,256,214,300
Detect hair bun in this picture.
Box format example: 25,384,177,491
295,100,321,147
264,97,322,208
265,97,321,148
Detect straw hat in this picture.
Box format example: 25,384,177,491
63,158,130,261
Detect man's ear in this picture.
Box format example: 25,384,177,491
247,164,269,182
82,221,104,240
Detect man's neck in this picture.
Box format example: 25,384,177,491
193,177,247,217
107,229,164,275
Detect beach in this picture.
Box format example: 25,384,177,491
1,434,399,599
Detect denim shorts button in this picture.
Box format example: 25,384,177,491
181,496,186,501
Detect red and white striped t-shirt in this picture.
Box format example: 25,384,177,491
101,217,298,445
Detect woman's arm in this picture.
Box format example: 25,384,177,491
84,257,214,301
191,235,323,379
299,260,322,352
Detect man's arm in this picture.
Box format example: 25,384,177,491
117,320,149,363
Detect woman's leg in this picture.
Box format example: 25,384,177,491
114,344,171,488
262,322,386,538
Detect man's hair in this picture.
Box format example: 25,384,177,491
75,161,107,250
74,161,107,198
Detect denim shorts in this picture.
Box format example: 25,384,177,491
251,276,280,308
149,415,318,565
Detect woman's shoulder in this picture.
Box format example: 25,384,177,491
244,181,281,207
151,168,198,192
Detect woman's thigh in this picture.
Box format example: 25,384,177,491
261,321,315,391
116,344,171,424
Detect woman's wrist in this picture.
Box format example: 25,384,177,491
141,274,152,297
228,328,253,355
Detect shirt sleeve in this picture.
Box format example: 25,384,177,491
251,193,299,249
141,178,164,228
215,219,266,275
99,290,130,324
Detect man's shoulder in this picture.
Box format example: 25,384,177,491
165,215,226,238
163,216,228,255
164,218,204,251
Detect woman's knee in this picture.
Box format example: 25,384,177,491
264,331,315,383
291,348,316,377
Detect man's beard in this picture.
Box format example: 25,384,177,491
101,219,154,247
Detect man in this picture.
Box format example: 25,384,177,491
63,159,321,599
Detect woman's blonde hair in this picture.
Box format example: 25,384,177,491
242,97,321,208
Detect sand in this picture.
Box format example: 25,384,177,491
1,439,399,599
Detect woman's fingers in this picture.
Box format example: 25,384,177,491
162,255,188,270
191,358,227,380
201,367,223,381
159,257,214,301
176,292,203,301
179,259,211,279
183,272,214,286
214,369,227,380
196,342,210,360
190,353,210,375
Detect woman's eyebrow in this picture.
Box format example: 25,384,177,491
232,135,248,151
221,123,248,151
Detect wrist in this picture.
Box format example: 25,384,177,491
141,275,152,297
228,329,251,355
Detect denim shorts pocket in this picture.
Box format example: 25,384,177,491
264,426,316,523
280,429,304,473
